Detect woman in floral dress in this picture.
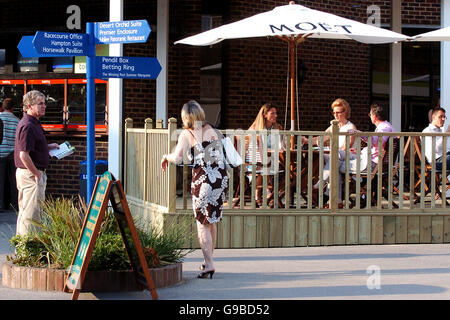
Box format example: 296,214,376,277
161,100,228,278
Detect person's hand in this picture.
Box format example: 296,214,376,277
349,148,357,154
161,154,168,171
48,143,59,150
34,171,42,184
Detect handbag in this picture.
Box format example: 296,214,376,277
210,124,243,168
221,136,243,168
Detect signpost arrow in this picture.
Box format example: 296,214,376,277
18,36,55,58
33,31,88,56
94,19,151,44
95,56,162,79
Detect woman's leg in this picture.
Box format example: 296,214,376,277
211,222,217,254
255,174,263,204
314,154,331,190
196,221,215,271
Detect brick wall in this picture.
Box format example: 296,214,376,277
45,137,109,198
401,0,441,25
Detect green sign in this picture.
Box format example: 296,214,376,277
65,171,112,292
64,171,157,300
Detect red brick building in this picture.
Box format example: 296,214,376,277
0,0,443,197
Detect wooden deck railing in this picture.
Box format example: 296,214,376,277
124,118,177,212
123,118,450,248
124,118,450,214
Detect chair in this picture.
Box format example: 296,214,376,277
345,138,394,209
412,136,450,206
378,137,402,208
389,136,416,205
232,134,285,208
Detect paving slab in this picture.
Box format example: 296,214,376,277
1,210,450,301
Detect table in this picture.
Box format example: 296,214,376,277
268,148,324,208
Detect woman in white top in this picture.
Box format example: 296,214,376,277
245,103,285,206
312,98,357,208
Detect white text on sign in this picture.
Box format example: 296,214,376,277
97,21,145,43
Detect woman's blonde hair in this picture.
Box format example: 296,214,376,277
181,100,206,129
249,103,282,130
331,98,351,119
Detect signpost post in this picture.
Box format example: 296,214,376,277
86,22,96,205
17,19,161,203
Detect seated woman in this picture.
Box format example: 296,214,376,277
312,98,357,208
246,103,285,207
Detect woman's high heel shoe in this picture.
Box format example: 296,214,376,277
197,270,215,279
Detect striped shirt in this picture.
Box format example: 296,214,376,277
0,111,20,158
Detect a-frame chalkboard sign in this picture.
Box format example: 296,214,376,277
64,171,158,300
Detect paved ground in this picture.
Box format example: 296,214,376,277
2,209,450,302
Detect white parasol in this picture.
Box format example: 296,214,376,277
412,26,450,42
175,2,409,131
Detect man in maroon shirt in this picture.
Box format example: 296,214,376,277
14,90,59,236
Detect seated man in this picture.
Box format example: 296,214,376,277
334,104,395,208
341,104,395,174
422,107,450,170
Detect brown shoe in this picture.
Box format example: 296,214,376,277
312,189,319,206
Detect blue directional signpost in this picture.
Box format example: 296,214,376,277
95,20,151,44
18,19,161,204
33,31,89,56
96,56,162,79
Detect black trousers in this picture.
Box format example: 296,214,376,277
0,153,18,210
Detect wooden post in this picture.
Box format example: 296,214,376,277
124,118,133,194
143,118,152,202
329,120,340,212
167,118,177,213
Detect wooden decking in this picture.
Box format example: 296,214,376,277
124,117,450,249
138,194,450,249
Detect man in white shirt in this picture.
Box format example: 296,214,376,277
422,107,450,171
341,104,395,174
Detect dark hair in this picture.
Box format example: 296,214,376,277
432,106,446,117
370,104,386,121
2,98,15,111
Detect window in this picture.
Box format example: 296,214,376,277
0,80,25,116
67,79,108,126
27,79,65,124
0,78,108,135
371,27,440,132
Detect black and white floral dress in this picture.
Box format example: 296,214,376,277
189,140,229,225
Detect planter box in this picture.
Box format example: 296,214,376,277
1,262,182,292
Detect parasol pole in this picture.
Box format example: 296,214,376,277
287,3,296,150
277,35,306,148
289,40,295,132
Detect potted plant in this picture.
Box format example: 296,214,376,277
2,196,194,291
